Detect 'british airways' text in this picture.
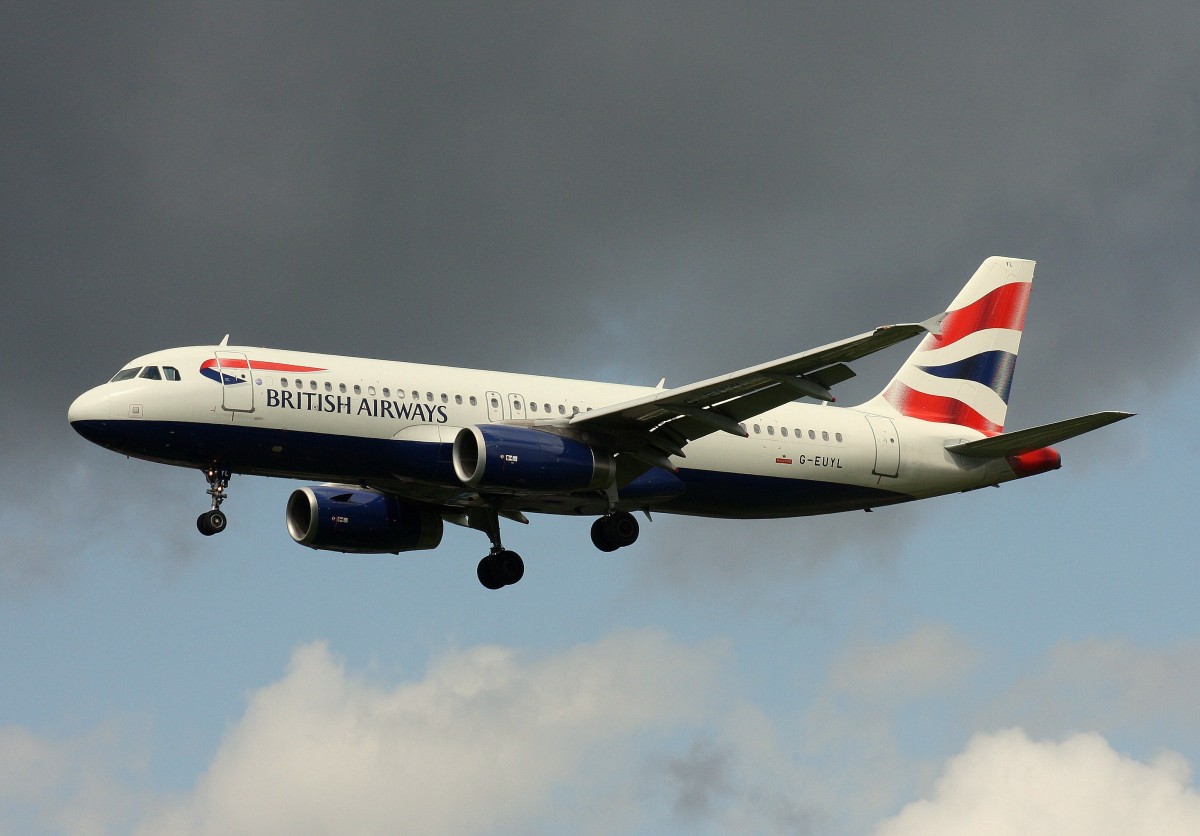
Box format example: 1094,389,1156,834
265,389,448,422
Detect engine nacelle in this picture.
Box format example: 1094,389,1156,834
286,485,443,554
452,425,615,492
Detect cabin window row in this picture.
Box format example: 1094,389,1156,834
743,423,844,443
271,379,592,417
274,378,482,406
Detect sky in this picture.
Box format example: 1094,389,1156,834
2,2,1199,833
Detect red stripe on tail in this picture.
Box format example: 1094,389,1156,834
883,381,1002,435
930,282,1031,349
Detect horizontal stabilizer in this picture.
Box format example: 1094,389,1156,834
946,411,1134,458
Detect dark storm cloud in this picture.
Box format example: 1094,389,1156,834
4,3,1197,578
8,3,1197,406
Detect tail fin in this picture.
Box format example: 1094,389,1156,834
859,257,1036,435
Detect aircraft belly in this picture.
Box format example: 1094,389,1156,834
81,418,916,519
662,468,912,519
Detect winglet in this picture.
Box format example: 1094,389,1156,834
920,311,948,338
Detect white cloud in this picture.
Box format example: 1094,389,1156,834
137,629,723,835
874,728,1200,836
0,724,148,836
12,628,1200,836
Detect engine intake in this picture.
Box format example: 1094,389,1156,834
452,425,615,492
286,485,443,554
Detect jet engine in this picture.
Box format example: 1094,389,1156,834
452,425,615,492
286,485,443,554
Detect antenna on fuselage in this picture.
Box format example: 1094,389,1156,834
219,334,230,347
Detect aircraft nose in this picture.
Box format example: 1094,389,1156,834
68,387,111,428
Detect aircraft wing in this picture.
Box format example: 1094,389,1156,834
570,313,943,472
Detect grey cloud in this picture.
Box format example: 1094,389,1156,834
666,739,733,821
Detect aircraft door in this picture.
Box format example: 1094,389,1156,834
215,351,254,412
507,393,527,421
865,415,900,477
486,391,504,422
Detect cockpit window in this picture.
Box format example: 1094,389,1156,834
110,367,142,382
139,366,162,380
163,366,181,381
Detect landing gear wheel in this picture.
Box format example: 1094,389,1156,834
477,550,525,589
197,509,227,536
607,511,640,548
591,518,620,552
496,550,525,585
477,556,505,589
591,512,640,552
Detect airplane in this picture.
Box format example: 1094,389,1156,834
68,257,1131,589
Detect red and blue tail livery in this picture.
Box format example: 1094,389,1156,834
69,257,1131,589
869,257,1034,435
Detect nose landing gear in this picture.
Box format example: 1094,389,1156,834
196,466,231,536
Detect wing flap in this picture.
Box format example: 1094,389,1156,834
946,411,1134,458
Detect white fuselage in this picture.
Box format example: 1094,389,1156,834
69,344,1017,521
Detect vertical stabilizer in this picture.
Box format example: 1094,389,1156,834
858,257,1035,435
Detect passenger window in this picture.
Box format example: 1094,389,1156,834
110,367,142,382
163,367,181,381
310,380,318,391
139,366,162,380
382,388,390,398
396,389,405,399
808,430,816,440
469,396,477,406
572,406,580,414
753,424,761,434
795,429,801,438
426,392,433,402
835,432,843,442
530,402,538,412
353,385,361,395
781,427,788,437
412,391,419,401
490,397,500,408
368,386,376,396
822,431,829,441
558,405,566,415
339,383,347,394
455,395,463,404
325,382,332,392
544,403,551,413
281,378,289,388
295,379,302,389
767,426,775,436
441,393,448,403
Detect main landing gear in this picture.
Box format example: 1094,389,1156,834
473,509,525,590
474,510,641,589
590,511,640,552
196,466,231,536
